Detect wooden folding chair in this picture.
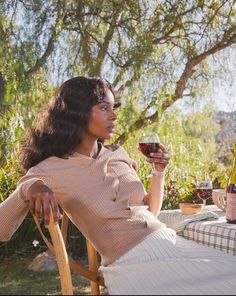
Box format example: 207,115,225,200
33,211,105,295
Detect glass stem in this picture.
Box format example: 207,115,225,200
203,199,206,208
147,163,156,178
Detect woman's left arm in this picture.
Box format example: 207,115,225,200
143,143,170,216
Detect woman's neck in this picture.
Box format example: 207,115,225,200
74,140,100,158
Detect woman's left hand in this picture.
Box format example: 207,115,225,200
146,143,170,172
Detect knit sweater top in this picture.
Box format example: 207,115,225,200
0,145,165,265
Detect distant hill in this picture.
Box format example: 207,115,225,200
214,110,236,165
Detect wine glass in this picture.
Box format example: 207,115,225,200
196,180,213,210
139,132,160,177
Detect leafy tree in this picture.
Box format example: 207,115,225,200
0,0,235,131
0,0,235,215
0,0,235,255
121,106,229,209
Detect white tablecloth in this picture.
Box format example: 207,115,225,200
158,205,236,256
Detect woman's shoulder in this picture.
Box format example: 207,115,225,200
27,155,69,174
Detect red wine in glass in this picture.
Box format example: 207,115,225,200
139,143,160,157
196,181,213,209
139,133,160,177
196,188,213,200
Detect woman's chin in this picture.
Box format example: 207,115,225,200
105,133,114,139
98,134,112,141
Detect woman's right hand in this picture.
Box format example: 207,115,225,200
28,180,60,226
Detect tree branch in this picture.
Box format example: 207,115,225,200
114,24,236,145
25,1,64,78
89,7,123,76
174,25,236,101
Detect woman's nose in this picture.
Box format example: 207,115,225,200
110,110,117,120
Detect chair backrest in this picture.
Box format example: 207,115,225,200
33,211,105,295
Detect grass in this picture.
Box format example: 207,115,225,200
0,255,107,295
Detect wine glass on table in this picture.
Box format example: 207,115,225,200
196,180,213,210
139,132,160,178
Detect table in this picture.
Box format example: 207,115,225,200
158,205,236,256
180,205,236,256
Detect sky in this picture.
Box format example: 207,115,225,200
174,46,236,114
206,47,236,112
211,78,236,112
173,82,236,115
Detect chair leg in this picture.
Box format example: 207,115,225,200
86,240,100,295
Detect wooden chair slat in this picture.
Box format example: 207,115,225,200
33,211,105,295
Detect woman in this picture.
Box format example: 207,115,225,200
1,76,236,295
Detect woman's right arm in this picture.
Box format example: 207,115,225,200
0,168,59,242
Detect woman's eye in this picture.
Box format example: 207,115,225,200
100,105,115,112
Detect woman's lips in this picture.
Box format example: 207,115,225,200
107,125,115,133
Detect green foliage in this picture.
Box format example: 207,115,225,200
0,0,235,257
0,76,55,256
0,106,25,203
0,214,45,258
122,107,229,210
1,101,231,256
0,154,21,202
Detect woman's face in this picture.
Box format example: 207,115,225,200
85,88,117,140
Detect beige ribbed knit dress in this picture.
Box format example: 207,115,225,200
1,144,236,295
0,145,163,265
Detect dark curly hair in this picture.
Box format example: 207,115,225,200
19,76,121,171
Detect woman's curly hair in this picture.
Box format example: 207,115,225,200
19,76,121,172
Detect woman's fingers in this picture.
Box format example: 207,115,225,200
29,194,36,216
148,153,170,163
34,195,43,219
41,193,52,226
49,193,61,224
28,181,59,226
146,143,170,171
30,192,50,226
158,143,168,153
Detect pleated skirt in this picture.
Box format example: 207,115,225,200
100,227,236,295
